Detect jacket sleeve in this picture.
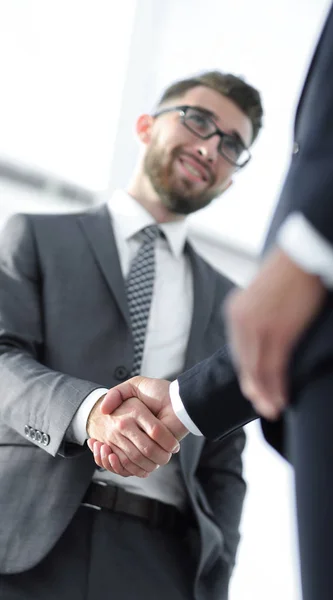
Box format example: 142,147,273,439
196,429,246,573
0,214,101,457
177,345,257,440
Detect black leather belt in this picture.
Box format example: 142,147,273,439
82,482,191,534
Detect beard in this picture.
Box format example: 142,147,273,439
143,142,220,215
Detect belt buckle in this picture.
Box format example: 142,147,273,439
82,480,107,511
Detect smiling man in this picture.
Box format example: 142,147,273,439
0,71,262,600
129,78,254,221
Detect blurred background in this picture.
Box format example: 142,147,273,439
0,1,331,598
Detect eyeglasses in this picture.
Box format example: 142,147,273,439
153,105,251,168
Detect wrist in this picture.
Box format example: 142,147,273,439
160,404,189,441
86,394,106,438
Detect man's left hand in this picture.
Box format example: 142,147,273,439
225,247,327,420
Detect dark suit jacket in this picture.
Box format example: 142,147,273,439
261,3,333,452
178,4,333,456
0,203,245,600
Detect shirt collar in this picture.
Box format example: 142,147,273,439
107,190,188,258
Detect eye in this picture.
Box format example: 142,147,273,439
222,136,242,158
186,111,210,133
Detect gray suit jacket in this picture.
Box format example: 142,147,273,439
0,204,245,599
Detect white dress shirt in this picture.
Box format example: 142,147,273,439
68,189,193,508
278,212,333,287
171,211,333,436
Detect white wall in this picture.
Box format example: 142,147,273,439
0,179,92,229
109,0,332,254
0,0,137,192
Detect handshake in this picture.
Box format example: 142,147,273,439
86,376,189,478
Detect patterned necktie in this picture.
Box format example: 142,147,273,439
126,224,160,376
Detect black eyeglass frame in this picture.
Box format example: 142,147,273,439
153,105,251,168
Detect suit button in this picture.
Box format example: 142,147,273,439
114,366,129,381
35,430,42,443
41,433,50,446
292,141,300,154
30,428,36,441
24,425,30,437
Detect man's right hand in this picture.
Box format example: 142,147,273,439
87,389,181,478
87,377,189,477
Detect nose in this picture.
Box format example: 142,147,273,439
195,135,220,164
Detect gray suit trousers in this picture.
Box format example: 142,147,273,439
0,506,195,600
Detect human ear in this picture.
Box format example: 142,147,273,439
136,114,154,144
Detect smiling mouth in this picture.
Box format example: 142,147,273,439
178,157,210,183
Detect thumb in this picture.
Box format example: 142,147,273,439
100,387,124,415
100,378,144,414
100,377,166,416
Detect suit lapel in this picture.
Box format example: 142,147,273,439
179,434,205,479
183,243,217,370
78,204,131,327
294,5,332,132
180,243,217,473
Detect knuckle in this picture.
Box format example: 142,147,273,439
145,463,157,474
117,417,128,433
121,455,131,468
141,443,154,458
131,467,143,477
131,449,142,463
149,423,163,441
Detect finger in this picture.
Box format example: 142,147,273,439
91,440,149,478
240,377,281,419
116,410,175,463
253,399,281,420
91,441,146,477
88,425,166,471
99,443,113,469
249,336,288,411
108,452,137,476
90,441,122,474
98,444,136,477
132,406,180,454
228,289,290,412
259,340,288,409
107,446,150,478
87,438,95,452
224,289,245,366
101,377,168,417
239,339,288,420
91,444,132,477
249,382,286,420
113,432,166,471
98,442,129,474
92,441,105,468
101,379,141,414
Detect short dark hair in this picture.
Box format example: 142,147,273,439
157,70,263,144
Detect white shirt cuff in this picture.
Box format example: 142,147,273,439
66,388,108,445
169,380,203,436
277,212,333,288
